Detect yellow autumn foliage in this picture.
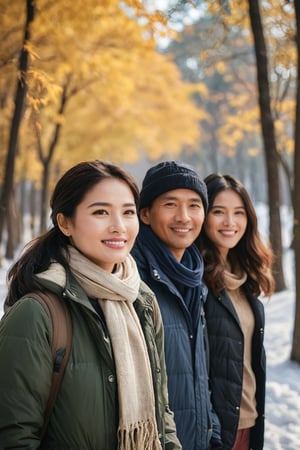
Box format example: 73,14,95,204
0,0,202,185
191,0,296,164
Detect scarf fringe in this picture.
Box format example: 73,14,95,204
118,419,162,450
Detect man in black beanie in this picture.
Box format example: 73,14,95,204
132,161,222,450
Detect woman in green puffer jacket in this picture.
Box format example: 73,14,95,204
0,160,181,450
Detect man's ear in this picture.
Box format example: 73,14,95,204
140,207,151,225
56,213,72,237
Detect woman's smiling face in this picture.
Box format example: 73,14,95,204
204,188,247,260
57,178,139,272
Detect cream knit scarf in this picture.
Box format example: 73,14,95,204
223,267,247,291
68,246,162,450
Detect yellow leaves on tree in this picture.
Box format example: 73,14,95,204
55,48,202,169
203,0,296,163
1,0,202,186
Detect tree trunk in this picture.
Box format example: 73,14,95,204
30,181,37,238
0,0,35,260
291,1,300,364
36,81,69,233
40,160,51,232
17,179,26,242
5,193,18,260
248,0,286,291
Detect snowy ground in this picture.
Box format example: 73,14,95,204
0,245,299,450
264,291,300,449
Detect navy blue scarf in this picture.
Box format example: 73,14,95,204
138,223,204,319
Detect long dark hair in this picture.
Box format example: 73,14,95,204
5,160,139,305
196,173,275,297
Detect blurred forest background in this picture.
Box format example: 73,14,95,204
1,0,300,362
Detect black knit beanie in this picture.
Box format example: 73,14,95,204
139,160,208,212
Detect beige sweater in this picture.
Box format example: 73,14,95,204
224,268,258,430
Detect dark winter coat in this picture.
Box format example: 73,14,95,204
132,242,221,450
0,270,181,450
204,288,266,450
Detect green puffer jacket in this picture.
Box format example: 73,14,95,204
0,271,181,450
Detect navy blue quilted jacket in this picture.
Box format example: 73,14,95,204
132,241,221,450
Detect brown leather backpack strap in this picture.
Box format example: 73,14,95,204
28,291,72,441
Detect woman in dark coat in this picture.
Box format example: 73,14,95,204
196,174,274,450
0,160,181,450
